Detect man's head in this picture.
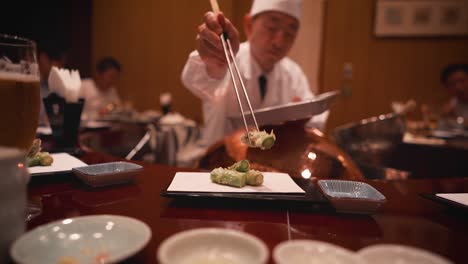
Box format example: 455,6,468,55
37,44,67,82
245,0,302,73
441,63,468,103
95,57,121,92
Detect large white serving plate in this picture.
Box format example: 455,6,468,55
167,172,306,194
28,153,87,176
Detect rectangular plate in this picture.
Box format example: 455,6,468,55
28,153,88,176
228,90,339,127
162,173,327,203
422,193,468,210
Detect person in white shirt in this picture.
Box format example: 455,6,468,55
441,63,468,120
181,0,328,149
80,57,122,120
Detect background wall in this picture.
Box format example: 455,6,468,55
92,0,235,123
92,0,468,131
321,0,468,129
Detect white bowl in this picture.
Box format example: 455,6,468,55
318,180,386,213
358,244,453,264
157,228,269,264
10,215,151,264
273,240,364,264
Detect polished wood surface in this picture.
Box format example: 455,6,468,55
28,149,468,263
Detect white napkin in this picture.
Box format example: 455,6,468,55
48,66,82,103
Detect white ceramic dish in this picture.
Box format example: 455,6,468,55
157,228,269,264
318,180,386,213
273,240,364,264
28,153,87,176
73,162,142,187
10,215,151,264
358,244,453,264
229,90,339,126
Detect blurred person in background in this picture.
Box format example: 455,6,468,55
181,0,328,150
37,43,67,125
441,63,468,120
80,57,122,120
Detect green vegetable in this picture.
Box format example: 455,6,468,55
39,153,54,166
245,169,263,186
27,152,54,167
228,160,250,172
210,168,246,188
241,130,276,150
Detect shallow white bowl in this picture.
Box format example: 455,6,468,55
273,240,364,264
358,244,453,264
11,215,151,264
157,228,269,264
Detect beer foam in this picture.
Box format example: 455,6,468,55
0,146,24,160
0,71,40,83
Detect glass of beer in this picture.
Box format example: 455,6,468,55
0,34,40,150
0,34,42,223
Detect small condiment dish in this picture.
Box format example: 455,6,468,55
73,162,142,187
318,180,386,213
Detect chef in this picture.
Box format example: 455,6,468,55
181,0,328,149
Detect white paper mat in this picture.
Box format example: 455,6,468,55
28,153,87,176
167,172,305,193
436,193,468,207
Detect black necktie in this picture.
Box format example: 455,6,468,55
258,75,267,101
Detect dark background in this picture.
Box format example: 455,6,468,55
0,0,92,77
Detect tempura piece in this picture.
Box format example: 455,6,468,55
26,139,54,167
27,152,54,167
241,130,276,150
210,168,246,188
27,139,42,157
245,169,263,186
228,159,250,172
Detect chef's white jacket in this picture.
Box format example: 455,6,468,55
181,42,328,147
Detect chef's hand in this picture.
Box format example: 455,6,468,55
196,11,239,79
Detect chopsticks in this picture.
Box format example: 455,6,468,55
209,0,260,142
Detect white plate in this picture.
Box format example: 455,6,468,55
273,240,364,264
358,244,453,264
10,215,152,264
229,90,339,126
28,153,87,176
167,172,306,193
157,228,268,264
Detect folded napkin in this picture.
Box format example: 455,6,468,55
48,66,81,103
403,132,445,146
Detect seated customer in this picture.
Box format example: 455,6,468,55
80,57,122,120
37,43,67,125
441,63,468,119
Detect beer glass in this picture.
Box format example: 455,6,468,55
0,34,40,150
0,34,42,223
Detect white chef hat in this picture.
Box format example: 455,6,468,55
250,0,302,21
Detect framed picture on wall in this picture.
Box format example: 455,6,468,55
374,0,468,37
